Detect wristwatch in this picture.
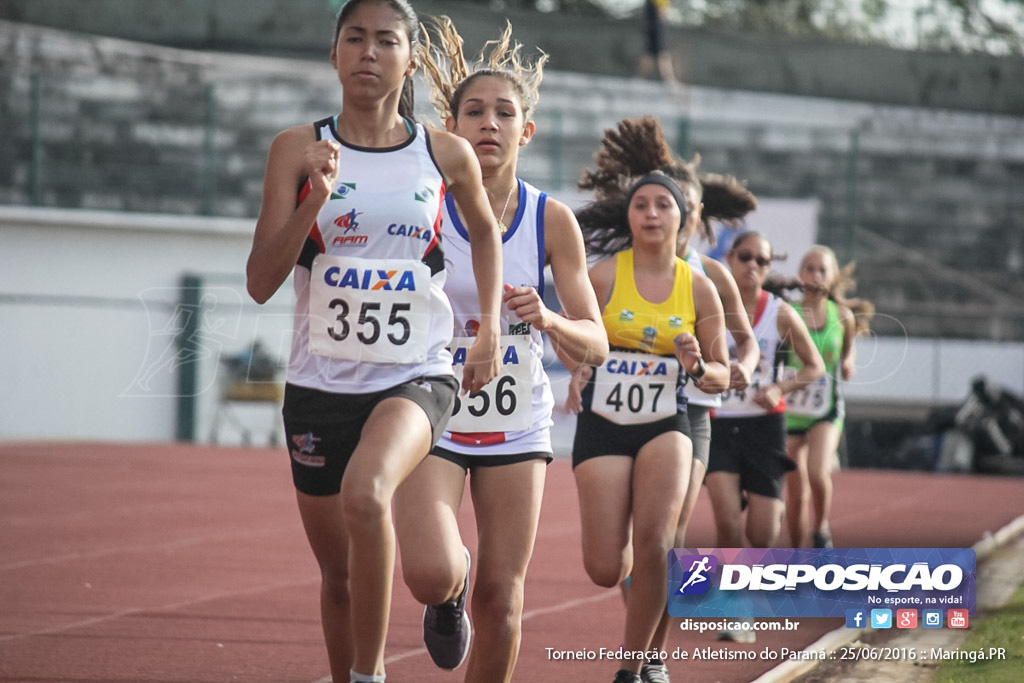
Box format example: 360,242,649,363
690,358,706,379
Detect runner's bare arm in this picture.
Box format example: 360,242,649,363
701,255,758,390
503,198,607,369
247,126,338,303
429,129,503,393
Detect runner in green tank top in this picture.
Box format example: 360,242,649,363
783,246,860,550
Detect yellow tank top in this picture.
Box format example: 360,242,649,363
602,249,696,356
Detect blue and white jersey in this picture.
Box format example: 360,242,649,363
287,118,455,394
436,178,555,456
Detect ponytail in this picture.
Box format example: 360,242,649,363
399,77,416,121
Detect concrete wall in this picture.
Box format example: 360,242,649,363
2,0,1022,116
0,206,295,445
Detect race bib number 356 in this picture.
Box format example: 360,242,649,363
446,336,533,433
308,255,431,364
592,350,679,425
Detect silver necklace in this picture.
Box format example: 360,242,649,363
496,182,516,235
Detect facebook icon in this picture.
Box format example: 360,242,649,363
845,609,867,629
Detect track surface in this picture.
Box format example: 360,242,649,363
2,442,1022,682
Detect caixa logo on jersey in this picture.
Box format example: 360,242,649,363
387,223,435,242
666,548,976,618
322,266,417,291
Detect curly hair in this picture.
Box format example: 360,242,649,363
418,16,548,122
576,116,757,257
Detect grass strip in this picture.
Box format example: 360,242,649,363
935,582,1024,682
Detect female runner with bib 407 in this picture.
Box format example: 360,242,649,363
566,117,731,683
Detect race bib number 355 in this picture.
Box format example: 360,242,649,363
308,255,431,364
592,350,679,425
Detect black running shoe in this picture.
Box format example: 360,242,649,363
422,546,472,670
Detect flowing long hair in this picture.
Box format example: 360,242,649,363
418,16,547,123
576,116,757,257
763,245,875,335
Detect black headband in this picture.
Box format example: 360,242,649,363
627,171,689,214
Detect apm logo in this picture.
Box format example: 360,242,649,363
289,432,325,467
677,554,718,596
333,233,368,247
604,358,671,376
334,208,362,231
333,209,368,247
291,432,321,455
322,267,417,291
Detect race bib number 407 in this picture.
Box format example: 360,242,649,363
308,255,431,364
592,350,679,425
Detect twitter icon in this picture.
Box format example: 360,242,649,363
870,609,892,629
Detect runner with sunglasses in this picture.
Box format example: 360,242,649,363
705,232,823,557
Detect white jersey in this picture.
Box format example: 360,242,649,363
286,118,455,394
682,247,722,408
435,178,555,456
715,291,785,418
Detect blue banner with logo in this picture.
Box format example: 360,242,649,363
667,548,975,618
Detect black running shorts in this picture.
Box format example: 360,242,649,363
707,412,794,500
430,447,553,471
571,408,691,468
282,375,458,496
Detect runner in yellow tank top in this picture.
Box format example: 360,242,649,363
564,117,733,683
603,248,696,355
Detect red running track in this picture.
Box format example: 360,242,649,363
1,442,1022,682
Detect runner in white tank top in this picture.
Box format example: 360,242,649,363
704,232,823,556
392,19,608,682
245,4,504,681
287,116,455,393
435,178,556,456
